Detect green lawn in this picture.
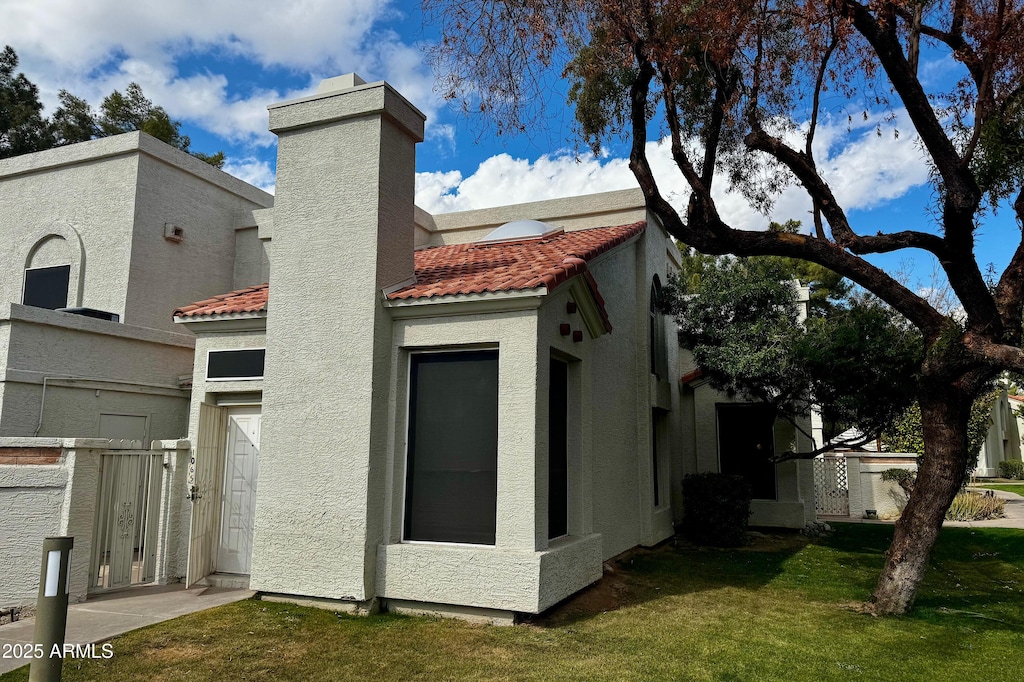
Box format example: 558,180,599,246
978,483,1024,495
3,524,1022,681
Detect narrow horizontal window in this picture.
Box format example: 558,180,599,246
207,349,266,380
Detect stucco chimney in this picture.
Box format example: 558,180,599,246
266,74,424,291
252,75,425,602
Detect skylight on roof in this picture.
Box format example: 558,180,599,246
480,219,562,243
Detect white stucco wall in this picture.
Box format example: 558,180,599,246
0,438,190,607
683,374,815,528
232,227,271,290
845,453,918,520
126,142,272,332
253,78,424,603
0,132,272,334
426,188,648,246
0,459,65,606
375,216,682,613
976,392,1023,477
0,137,140,317
0,304,193,439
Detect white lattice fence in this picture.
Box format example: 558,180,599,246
814,455,850,516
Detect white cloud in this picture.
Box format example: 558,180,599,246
416,152,638,214
3,0,386,69
416,110,931,235
222,157,276,194
2,0,441,146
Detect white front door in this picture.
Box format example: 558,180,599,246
217,407,261,574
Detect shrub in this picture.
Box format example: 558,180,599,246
997,460,1024,480
880,468,916,493
945,491,1006,521
681,473,752,547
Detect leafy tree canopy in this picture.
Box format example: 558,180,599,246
426,0,1024,614
667,244,921,454
0,46,223,167
0,45,52,158
883,390,998,462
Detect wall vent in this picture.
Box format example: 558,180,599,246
163,223,185,242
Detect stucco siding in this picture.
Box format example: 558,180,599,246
254,80,424,602
126,152,272,332
0,464,65,605
0,144,139,317
233,227,271,290
685,381,814,528
0,307,193,439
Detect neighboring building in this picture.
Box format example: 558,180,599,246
0,132,272,440
975,391,1024,478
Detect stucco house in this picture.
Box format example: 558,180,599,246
1,73,816,618
166,74,815,619
975,391,1024,478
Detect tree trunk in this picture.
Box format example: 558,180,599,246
869,391,972,614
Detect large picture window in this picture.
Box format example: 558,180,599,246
717,403,777,500
404,350,499,545
23,265,70,310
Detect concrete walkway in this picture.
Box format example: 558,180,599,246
0,584,253,675
824,485,1024,529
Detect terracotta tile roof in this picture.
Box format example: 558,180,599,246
680,369,704,384
387,221,645,300
173,283,269,319
173,221,645,320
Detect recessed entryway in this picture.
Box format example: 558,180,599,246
218,407,261,574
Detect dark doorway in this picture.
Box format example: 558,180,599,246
548,357,568,539
717,404,777,500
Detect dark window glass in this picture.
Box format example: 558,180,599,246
652,410,661,507
23,265,70,310
548,357,568,539
649,277,667,379
404,351,498,544
207,349,266,379
717,404,777,500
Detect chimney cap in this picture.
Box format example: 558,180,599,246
316,73,367,94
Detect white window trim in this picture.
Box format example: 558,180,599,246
399,345,500,548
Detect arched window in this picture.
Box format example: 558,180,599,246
649,275,668,379
24,236,72,309
20,226,84,311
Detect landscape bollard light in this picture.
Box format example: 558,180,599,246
29,536,74,682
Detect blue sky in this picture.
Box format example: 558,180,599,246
3,0,1018,297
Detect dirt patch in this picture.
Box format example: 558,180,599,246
528,567,634,626
525,532,809,626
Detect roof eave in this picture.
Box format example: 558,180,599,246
173,310,268,332
384,288,546,319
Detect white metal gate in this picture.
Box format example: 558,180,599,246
90,450,164,592
814,455,850,516
186,403,228,587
